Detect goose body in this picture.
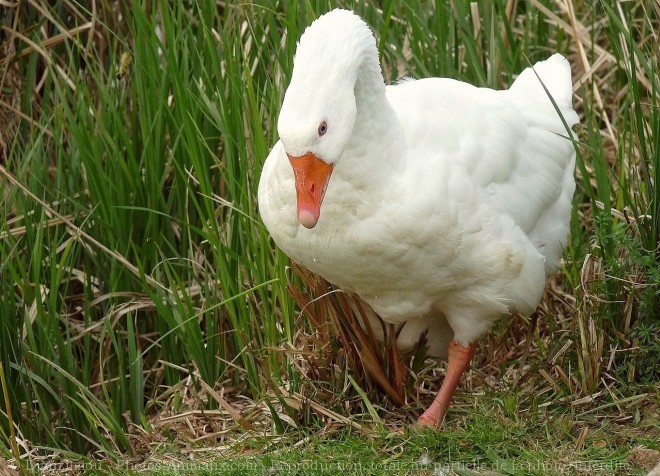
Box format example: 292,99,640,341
258,9,578,426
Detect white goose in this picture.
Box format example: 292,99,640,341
258,9,578,428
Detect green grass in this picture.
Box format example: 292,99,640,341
0,0,658,474
26,399,657,475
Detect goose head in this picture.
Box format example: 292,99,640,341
277,9,378,229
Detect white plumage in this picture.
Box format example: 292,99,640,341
258,9,577,426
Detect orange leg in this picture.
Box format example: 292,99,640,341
418,340,477,429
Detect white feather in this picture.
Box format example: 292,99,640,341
258,10,578,356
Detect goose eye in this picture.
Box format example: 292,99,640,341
317,121,328,136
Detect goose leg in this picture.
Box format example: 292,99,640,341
418,340,477,428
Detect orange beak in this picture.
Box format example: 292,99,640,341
287,151,334,229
